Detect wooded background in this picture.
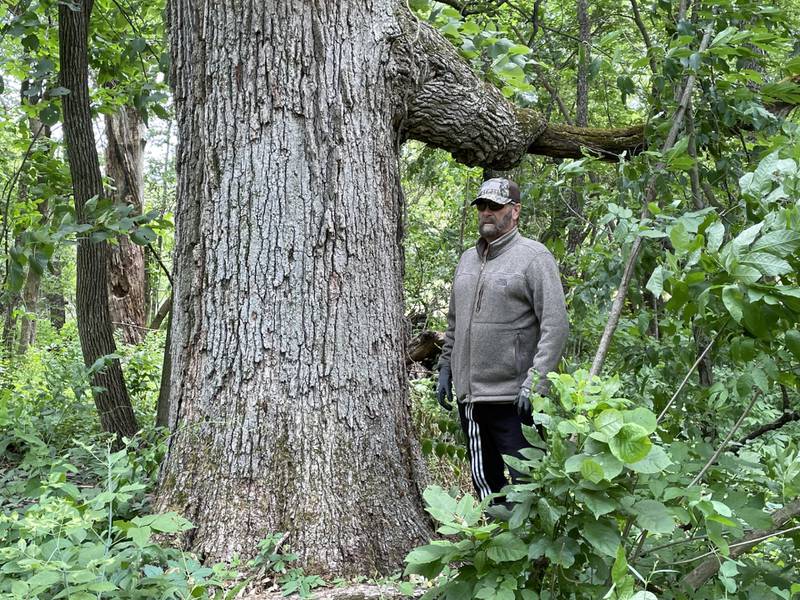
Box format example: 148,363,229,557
1,0,799,598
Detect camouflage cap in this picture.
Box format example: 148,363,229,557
470,178,521,205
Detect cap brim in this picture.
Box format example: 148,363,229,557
470,195,514,206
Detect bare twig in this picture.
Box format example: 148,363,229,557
656,325,725,423
689,391,760,487
629,0,657,75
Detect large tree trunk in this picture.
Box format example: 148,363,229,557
156,0,431,575
59,0,138,439
105,106,147,344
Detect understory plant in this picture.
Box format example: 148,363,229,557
405,370,798,600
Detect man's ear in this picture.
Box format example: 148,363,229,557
512,203,521,221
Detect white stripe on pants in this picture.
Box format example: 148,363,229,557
465,403,492,500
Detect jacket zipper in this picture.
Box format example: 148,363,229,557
465,250,488,399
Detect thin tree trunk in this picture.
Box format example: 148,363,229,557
46,256,67,330
1,290,17,358
155,309,171,429
105,106,147,344
59,0,138,439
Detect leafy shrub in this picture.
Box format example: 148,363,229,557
405,370,796,600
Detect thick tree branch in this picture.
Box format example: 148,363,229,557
681,498,800,590
399,12,798,169
434,0,509,16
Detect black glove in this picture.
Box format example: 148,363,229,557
515,386,531,417
437,366,453,411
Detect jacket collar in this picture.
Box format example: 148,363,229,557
476,227,519,260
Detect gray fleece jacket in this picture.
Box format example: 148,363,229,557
438,228,568,403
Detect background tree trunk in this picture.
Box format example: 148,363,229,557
59,0,138,439
105,105,147,344
156,0,431,575
46,257,67,330
18,112,50,354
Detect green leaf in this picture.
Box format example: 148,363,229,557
669,222,691,252
785,330,800,360
576,489,617,518
706,221,725,253
645,266,667,297
405,542,455,566
633,499,675,534
128,525,152,547
740,252,792,276
594,452,624,480
537,498,562,535
47,86,71,97
545,536,579,568
595,409,624,438
622,407,657,434
731,222,764,253
711,26,739,47
423,486,458,523
486,532,527,562
582,518,621,557
722,285,745,322
750,230,800,257
580,458,605,484
608,423,652,463
628,445,672,474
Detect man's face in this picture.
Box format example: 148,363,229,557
476,200,520,242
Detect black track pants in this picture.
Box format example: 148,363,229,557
457,401,533,501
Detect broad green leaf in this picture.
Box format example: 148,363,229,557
750,230,800,257
537,498,562,535
405,542,455,565
722,285,745,322
711,26,739,47
741,252,792,276
582,518,621,557
580,458,605,484
731,222,763,252
595,409,625,438
128,525,152,547
609,424,652,463
575,489,617,518
622,407,657,434
633,499,675,534
545,536,579,568
423,486,459,523
630,593,658,600
706,221,725,253
628,445,672,474
785,330,800,360
594,452,624,480
645,266,666,297
669,222,691,252
486,532,528,562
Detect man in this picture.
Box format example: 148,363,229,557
437,177,568,500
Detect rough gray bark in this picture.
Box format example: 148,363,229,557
105,106,147,344
59,0,138,439
157,0,433,576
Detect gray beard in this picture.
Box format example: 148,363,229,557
480,211,514,239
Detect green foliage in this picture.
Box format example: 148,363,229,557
406,370,797,599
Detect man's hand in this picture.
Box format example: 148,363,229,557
515,386,531,417
437,366,453,410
